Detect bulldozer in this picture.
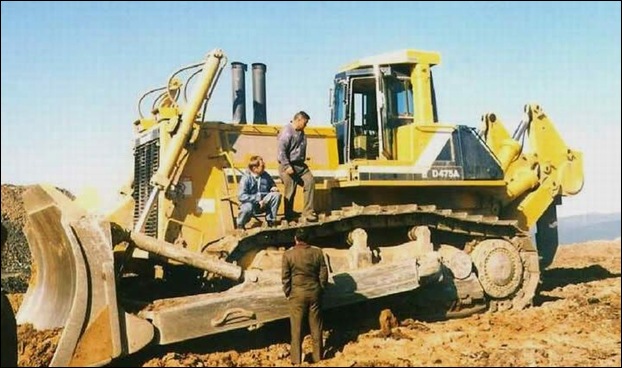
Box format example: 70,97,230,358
14,48,583,366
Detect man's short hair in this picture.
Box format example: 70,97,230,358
293,111,310,121
295,227,311,243
248,155,263,170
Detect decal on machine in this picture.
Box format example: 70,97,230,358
197,198,216,214
180,176,193,196
357,165,464,181
427,167,463,180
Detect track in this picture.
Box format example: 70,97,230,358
205,203,541,314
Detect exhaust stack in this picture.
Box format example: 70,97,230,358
252,63,267,124
231,62,247,124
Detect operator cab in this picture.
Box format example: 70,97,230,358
330,50,440,164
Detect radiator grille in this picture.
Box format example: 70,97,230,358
133,133,160,237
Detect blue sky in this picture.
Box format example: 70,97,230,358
1,1,620,217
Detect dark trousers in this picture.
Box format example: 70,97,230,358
279,164,315,218
288,291,323,364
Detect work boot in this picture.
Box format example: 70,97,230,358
284,211,301,222
304,212,318,222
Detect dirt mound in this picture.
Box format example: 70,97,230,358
17,324,62,367
378,309,398,337
1,184,74,293
142,345,293,367
1,184,31,292
1,184,28,226
5,294,60,367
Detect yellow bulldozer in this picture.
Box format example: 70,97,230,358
15,48,583,366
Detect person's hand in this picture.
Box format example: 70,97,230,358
258,200,265,209
270,187,279,192
285,166,294,175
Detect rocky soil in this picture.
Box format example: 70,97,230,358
1,184,31,292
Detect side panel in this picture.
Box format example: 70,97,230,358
163,125,230,250
154,123,338,251
387,124,502,181
454,126,503,180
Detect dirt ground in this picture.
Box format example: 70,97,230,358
10,239,619,367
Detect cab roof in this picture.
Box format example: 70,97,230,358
339,49,441,72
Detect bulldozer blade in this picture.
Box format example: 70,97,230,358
16,185,154,366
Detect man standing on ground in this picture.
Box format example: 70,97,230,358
277,111,318,222
237,155,281,229
282,227,328,364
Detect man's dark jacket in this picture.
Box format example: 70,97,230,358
282,243,328,297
